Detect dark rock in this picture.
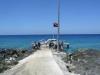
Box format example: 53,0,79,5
0,48,32,73
63,48,100,75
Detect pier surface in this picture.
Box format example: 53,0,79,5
1,46,64,75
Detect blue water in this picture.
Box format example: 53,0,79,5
0,34,100,50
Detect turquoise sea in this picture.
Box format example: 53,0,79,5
0,34,100,50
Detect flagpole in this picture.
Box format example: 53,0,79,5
57,0,60,51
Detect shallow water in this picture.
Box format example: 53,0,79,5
0,34,100,50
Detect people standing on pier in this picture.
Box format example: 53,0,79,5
32,42,36,51
68,53,73,64
49,42,54,49
32,41,41,51
59,41,64,51
37,42,41,49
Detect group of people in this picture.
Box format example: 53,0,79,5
49,41,64,51
32,42,41,51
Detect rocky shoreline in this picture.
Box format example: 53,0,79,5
0,48,100,75
0,48,33,73
55,48,100,75
53,51,79,75
70,49,100,75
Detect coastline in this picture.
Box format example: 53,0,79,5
0,47,100,75
0,48,33,73
62,49,100,75
0,51,35,75
53,51,79,75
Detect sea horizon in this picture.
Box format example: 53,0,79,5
0,34,100,51
0,34,100,36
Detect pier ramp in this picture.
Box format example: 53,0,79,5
1,46,64,75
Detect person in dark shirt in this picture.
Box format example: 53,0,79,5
38,42,41,49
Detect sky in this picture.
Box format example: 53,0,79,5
0,0,100,35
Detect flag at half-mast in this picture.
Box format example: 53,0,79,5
53,22,59,27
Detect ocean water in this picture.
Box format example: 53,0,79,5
0,34,100,50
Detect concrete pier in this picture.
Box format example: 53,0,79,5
1,46,64,75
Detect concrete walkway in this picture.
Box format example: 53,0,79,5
1,47,64,75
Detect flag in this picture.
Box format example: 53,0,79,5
53,22,59,27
